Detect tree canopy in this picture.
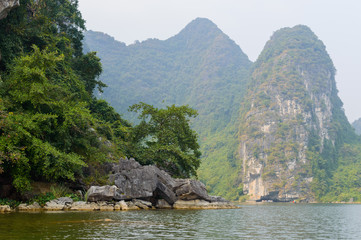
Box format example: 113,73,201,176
129,103,201,178
0,0,130,192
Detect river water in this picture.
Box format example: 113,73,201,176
0,203,360,239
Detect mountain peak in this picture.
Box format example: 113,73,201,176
174,18,222,41
183,18,219,31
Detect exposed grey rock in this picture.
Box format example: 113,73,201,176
98,202,114,211
111,157,141,172
114,200,128,210
111,160,177,204
124,201,140,210
17,202,42,211
174,179,211,201
0,205,11,212
132,199,152,209
57,197,74,205
209,195,228,203
44,201,64,211
44,197,74,211
105,157,230,207
70,201,100,211
86,185,117,202
0,0,19,20
156,199,172,209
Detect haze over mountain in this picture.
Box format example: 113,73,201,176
352,118,361,135
84,18,361,201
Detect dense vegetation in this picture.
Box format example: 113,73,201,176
84,19,252,199
0,0,200,196
2,2,360,202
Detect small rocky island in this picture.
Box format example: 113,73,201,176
0,158,237,212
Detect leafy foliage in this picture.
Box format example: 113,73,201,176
129,103,201,178
0,0,129,193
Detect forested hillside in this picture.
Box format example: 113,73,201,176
0,0,201,198
84,18,252,199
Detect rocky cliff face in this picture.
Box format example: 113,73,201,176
239,25,344,201
0,0,19,20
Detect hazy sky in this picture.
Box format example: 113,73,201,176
78,0,361,122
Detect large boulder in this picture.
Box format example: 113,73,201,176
70,201,100,211
110,158,177,204
44,197,73,211
17,202,42,211
86,185,118,202
174,179,211,201
0,205,11,212
0,0,19,20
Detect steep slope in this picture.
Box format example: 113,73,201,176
238,25,356,201
84,18,252,199
352,118,361,135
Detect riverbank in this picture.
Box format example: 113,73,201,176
0,197,238,213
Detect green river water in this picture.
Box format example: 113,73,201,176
0,203,360,239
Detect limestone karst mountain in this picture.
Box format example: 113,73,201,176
85,20,361,201
238,25,357,201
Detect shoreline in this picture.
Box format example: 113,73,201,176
0,198,239,213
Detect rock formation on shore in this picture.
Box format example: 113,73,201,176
86,158,235,209
0,0,19,20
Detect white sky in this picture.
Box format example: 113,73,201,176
78,0,361,122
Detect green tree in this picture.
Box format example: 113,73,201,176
130,102,201,178
0,1,128,193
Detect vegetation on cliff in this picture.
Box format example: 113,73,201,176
85,22,361,201
238,25,361,201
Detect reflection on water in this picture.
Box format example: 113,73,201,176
1,203,361,239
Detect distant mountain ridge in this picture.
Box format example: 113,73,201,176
84,18,252,199
85,18,361,201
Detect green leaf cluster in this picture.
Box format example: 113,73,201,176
129,102,201,178
0,0,131,193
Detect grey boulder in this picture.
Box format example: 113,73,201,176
110,158,177,204
86,185,118,202
174,179,211,201
0,0,19,20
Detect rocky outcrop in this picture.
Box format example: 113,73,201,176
44,197,73,211
174,179,211,201
239,25,348,201
0,205,11,212
91,157,237,209
0,0,19,20
0,158,236,213
17,202,42,211
109,158,175,204
87,185,117,202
